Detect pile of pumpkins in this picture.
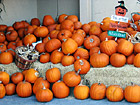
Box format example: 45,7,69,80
1,67,140,103
0,14,140,68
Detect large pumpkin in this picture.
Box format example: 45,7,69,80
90,53,109,68
90,83,106,100
74,48,89,60
62,38,78,54
63,71,81,87
16,81,32,97
84,35,100,49
106,85,124,102
0,52,13,64
52,81,70,98
133,53,140,67
124,83,140,103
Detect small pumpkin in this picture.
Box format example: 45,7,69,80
33,77,50,94
0,32,5,43
89,47,100,56
127,54,135,65
36,83,53,102
24,25,35,35
74,58,90,74
0,52,13,64
18,28,25,38
31,18,40,26
5,83,16,95
39,52,50,63
35,43,46,53
73,80,89,100
99,31,114,42
74,48,89,60
6,30,18,42
16,40,23,47
82,23,90,34
23,34,37,46
42,35,50,44
63,70,81,87
0,24,7,31
47,24,57,32
0,43,7,53
66,15,78,22
89,25,102,36
46,67,61,83
16,81,32,97
61,54,75,66
74,21,82,30
43,15,55,26
73,29,86,38
11,72,24,84
58,14,68,23
133,53,140,67
60,20,74,32
13,21,24,30
25,68,39,83
49,30,59,39
134,43,140,53
0,81,6,99
57,30,72,42
90,83,106,100
7,42,16,50
52,81,70,98
34,26,49,38
106,85,124,102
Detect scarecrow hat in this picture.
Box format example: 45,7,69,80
115,0,128,12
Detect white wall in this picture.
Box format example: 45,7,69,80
0,0,37,26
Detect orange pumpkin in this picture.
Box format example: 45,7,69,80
74,48,89,60
35,43,46,53
42,35,50,44
106,85,124,102
7,26,14,31
58,14,68,23
0,69,10,85
16,40,23,47
99,31,115,42
100,39,118,56
39,52,50,63
127,54,135,65
84,35,100,49
0,24,7,31
13,21,24,30
46,67,61,83
73,29,86,38
11,72,23,84
24,25,35,35
31,18,40,26
134,43,140,53
63,71,81,87
34,26,49,38
6,30,18,42
7,42,16,50
132,13,140,22
74,21,82,30
49,30,59,39
43,15,55,26
90,83,106,100
33,77,50,94
0,81,6,99
0,43,7,53
52,81,70,98
5,83,16,95
0,32,5,43
60,20,74,32
134,53,140,67
82,24,91,34
57,30,72,41
50,49,64,64
90,53,109,68
89,25,102,36
62,38,78,54
61,54,75,66
18,28,25,38
89,47,100,56
66,15,78,22
16,81,32,97
47,24,57,32
23,34,37,46
0,52,13,64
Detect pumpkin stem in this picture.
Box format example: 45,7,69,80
62,39,67,42
35,72,39,77
42,83,46,90
58,48,61,52
48,37,51,40
90,38,94,42
79,60,84,65
67,53,70,56
79,79,84,86
39,52,45,56
6,31,11,35
0,81,2,84
57,80,61,82
98,82,101,85
100,23,103,25
77,56,80,59
98,50,101,54
115,37,118,41
0,67,5,72
131,82,134,86
50,62,53,68
76,69,81,75
105,38,108,41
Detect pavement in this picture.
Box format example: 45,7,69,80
0,95,139,105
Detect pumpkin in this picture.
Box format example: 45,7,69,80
21,20,30,28
33,77,50,94
0,81,6,99
74,58,90,74
13,21,24,30
90,83,106,100
43,15,55,26
61,54,75,66
127,54,135,65
110,53,126,67
16,81,32,97
89,47,100,56
90,52,109,68
34,26,49,38
18,28,25,38
0,24,7,31
16,40,23,47
11,72,23,84
88,21,98,26
47,24,57,32
74,21,82,30
100,39,118,56
106,85,124,102
31,18,40,26
7,49,16,57
0,32,5,43
39,52,50,63
132,13,140,22
24,25,35,35
57,30,72,41
63,71,81,87
7,26,14,31
134,53,140,67
49,30,59,39
36,83,53,102
52,81,70,98
82,23,91,34
58,14,68,23
99,31,114,42
0,68,10,85
71,33,84,47
46,67,61,83
7,42,16,50
5,83,16,95
124,83,140,103
66,15,78,22
0,43,7,52
62,38,78,54
73,29,86,38
3,40,8,46
42,35,50,43
89,25,102,36
117,40,133,56
74,48,89,60
6,30,18,42
134,43,140,53
60,20,74,32
117,38,125,44
25,68,39,83
45,38,61,52
84,35,100,49
35,43,46,53
55,24,61,30
23,34,37,46
73,80,89,100
0,52,13,64
50,49,64,64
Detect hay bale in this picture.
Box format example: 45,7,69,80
84,64,140,89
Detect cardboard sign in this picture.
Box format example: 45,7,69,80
109,22,127,30
108,30,126,38
111,15,128,23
